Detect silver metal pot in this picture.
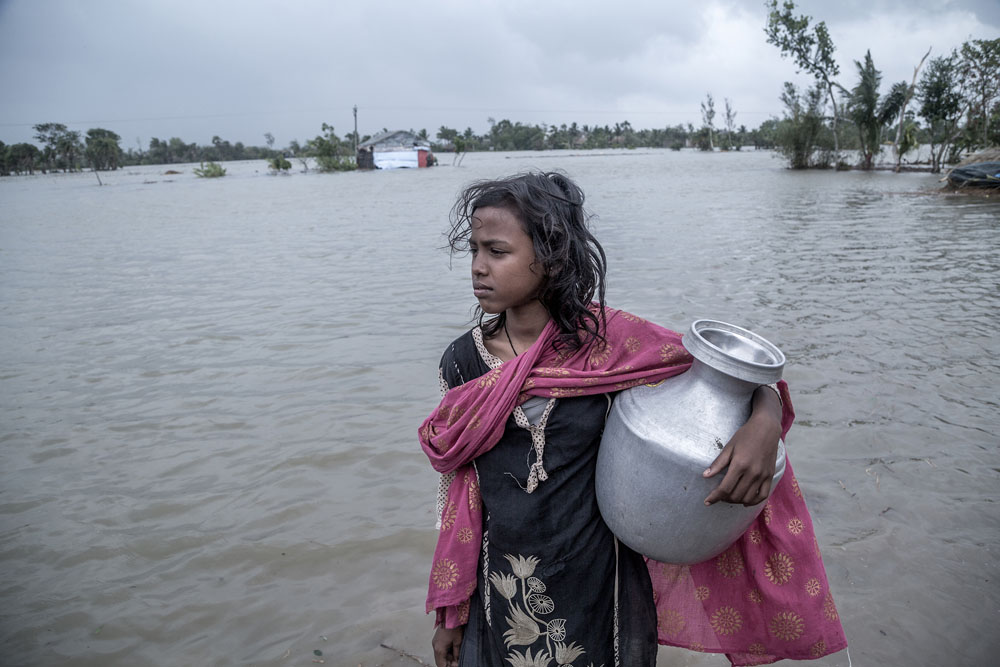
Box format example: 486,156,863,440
596,319,786,564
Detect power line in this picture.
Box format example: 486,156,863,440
0,105,779,128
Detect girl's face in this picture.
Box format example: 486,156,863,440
469,206,545,315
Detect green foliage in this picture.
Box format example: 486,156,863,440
490,119,546,151
765,0,843,152
309,123,356,172
897,114,919,160
437,126,459,143
147,137,199,165
957,38,1000,150
764,1,839,80
846,51,905,169
85,128,123,171
775,82,832,168
692,127,713,151
753,119,779,149
5,143,41,174
918,53,966,173
315,155,356,172
34,122,83,172
268,156,292,173
428,120,692,152
193,161,226,178
987,101,1000,147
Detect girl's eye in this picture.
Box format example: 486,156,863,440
490,248,506,256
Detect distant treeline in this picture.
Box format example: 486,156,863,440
0,118,777,176
0,122,372,175
0,108,979,178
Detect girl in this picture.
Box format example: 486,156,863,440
419,172,846,667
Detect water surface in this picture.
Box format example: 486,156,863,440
1,150,997,665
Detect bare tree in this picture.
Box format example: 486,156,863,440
891,48,931,172
700,93,716,150
724,99,738,150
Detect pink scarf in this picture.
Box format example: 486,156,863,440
419,308,847,665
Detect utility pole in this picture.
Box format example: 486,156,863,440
353,105,358,155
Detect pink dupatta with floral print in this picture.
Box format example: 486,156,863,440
419,307,846,665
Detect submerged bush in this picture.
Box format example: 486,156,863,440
194,161,226,178
775,83,835,169
315,155,356,172
268,156,292,173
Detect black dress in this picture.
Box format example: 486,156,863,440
439,330,657,667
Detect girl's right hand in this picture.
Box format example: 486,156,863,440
432,625,464,667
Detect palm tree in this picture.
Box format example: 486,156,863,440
848,51,906,169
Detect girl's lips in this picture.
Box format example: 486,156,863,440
473,287,492,297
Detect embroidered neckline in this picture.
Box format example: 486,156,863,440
473,327,556,493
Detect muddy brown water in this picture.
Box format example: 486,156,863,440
1,150,997,666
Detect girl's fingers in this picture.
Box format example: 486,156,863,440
704,441,734,478
752,478,772,506
728,470,758,505
704,468,739,505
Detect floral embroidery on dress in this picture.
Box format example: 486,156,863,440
489,553,601,667
710,606,743,635
433,558,459,590
764,552,795,585
769,610,805,641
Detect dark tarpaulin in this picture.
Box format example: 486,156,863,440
946,162,1000,188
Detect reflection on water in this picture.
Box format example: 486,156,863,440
1,151,997,665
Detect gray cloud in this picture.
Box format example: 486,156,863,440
0,0,995,147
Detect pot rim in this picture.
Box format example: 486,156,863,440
684,319,785,384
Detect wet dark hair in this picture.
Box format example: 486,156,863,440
448,171,607,350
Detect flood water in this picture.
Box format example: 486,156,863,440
1,150,997,666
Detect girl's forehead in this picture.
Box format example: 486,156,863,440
471,205,527,232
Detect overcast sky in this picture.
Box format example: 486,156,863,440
1,0,996,148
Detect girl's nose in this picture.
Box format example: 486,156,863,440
472,256,486,276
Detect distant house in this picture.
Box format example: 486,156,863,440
357,130,434,170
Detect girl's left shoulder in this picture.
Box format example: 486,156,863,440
599,305,679,337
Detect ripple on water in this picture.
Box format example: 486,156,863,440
0,153,997,665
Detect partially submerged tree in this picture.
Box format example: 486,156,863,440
6,143,41,175
453,136,467,166
34,122,83,172
193,161,226,178
847,51,906,169
957,38,1000,150
765,0,843,153
309,123,355,172
268,155,292,173
917,52,969,173
85,128,123,171
775,82,830,168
